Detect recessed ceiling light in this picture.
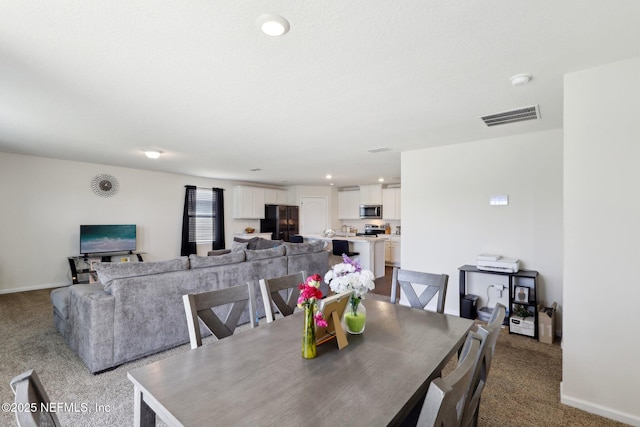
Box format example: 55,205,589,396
257,14,290,37
378,178,385,182
143,150,162,159
510,73,532,86
326,174,332,179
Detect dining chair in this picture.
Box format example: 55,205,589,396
459,303,506,427
416,331,481,427
390,267,448,313
182,283,257,349
10,369,62,427
331,240,359,257
259,271,307,323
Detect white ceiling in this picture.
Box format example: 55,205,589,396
2,1,640,187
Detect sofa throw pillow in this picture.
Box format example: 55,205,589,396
244,245,286,261
233,236,260,249
96,257,190,291
283,240,326,255
207,249,232,256
190,251,245,269
254,239,284,250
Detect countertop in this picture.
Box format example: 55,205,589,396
303,234,386,243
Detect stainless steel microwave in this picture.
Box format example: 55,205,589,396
359,205,382,219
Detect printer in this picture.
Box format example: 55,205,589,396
476,254,520,273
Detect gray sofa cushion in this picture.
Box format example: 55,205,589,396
189,251,245,269
232,241,248,251
283,240,326,255
244,245,286,261
254,239,284,250
95,257,190,291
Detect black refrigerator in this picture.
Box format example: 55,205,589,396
260,204,299,242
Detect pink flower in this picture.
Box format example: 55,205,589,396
315,312,328,328
298,275,327,327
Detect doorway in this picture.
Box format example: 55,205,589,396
300,196,328,235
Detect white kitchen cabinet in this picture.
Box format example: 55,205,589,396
385,236,401,266
264,188,288,205
382,188,401,220
338,190,360,219
233,186,266,219
359,184,382,205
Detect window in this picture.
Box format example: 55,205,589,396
193,188,214,243
181,186,225,255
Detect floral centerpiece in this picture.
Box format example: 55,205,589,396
324,255,375,334
297,274,328,359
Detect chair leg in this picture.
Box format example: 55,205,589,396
390,267,398,304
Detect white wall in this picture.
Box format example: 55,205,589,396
562,57,640,425
0,153,269,293
401,130,564,330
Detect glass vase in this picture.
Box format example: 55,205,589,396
343,296,366,334
302,305,317,359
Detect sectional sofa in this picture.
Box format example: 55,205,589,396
50,240,329,373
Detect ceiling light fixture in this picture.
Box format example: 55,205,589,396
257,14,290,37
326,174,332,179
510,73,532,86
143,150,162,159
378,178,385,182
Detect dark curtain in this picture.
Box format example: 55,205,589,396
181,186,226,256
181,186,197,256
212,187,225,250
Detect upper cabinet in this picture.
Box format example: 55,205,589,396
264,188,288,205
233,186,287,219
338,190,360,219
359,184,382,205
382,188,401,220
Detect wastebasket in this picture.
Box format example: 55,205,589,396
461,294,479,319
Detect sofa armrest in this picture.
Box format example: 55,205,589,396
67,284,115,373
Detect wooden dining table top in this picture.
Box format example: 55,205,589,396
127,298,473,427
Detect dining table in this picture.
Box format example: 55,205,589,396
127,298,474,427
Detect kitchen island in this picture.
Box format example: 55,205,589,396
302,234,386,278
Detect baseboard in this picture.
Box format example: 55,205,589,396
560,382,640,426
0,282,69,295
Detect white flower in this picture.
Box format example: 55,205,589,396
324,255,375,299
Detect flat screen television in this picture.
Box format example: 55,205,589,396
80,224,137,255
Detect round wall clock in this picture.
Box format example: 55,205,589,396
91,173,120,197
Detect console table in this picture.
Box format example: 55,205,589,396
67,252,145,284
458,264,539,339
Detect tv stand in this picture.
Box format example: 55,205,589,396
68,252,145,284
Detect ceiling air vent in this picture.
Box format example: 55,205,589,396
480,105,540,127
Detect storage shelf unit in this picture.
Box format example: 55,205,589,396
68,252,145,284
458,264,539,339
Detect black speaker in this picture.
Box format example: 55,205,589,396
461,294,479,319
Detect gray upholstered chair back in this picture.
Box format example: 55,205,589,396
10,369,62,427
182,283,257,349
390,267,448,313
417,332,481,426
259,271,307,323
459,303,506,427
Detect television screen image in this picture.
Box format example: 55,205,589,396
80,224,136,255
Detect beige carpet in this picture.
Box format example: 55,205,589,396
1,289,629,426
